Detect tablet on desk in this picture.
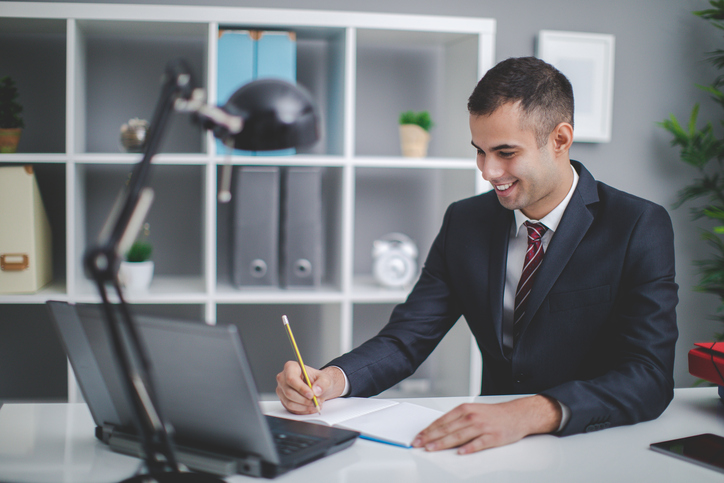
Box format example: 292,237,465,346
650,433,724,474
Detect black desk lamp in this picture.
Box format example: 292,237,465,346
84,58,318,482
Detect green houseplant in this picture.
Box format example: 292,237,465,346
399,110,434,157
659,0,724,343
0,76,24,153
399,110,434,132
126,240,153,263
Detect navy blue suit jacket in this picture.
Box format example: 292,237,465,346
327,161,678,436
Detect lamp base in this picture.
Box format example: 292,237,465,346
121,471,226,482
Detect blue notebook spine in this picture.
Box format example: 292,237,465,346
216,29,298,157
217,29,255,156
256,31,297,157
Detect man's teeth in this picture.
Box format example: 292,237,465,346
496,182,513,191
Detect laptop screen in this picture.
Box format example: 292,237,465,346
47,301,358,477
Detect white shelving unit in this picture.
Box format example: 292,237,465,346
0,2,495,400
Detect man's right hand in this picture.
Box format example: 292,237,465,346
275,362,346,414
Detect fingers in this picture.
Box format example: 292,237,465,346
413,404,489,451
412,402,529,454
276,361,314,414
275,362,337,414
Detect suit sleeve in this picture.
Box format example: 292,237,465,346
325,203,463,397
540,203,679,435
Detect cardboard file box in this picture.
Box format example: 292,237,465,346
0,165,53,293
688,342,724,385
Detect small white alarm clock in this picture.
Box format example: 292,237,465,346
372,233,418,288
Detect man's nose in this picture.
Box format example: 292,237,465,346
480,155,504,181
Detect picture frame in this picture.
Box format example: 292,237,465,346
537,30,615,143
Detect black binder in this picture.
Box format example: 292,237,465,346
280,167,324,287
231,166,280,287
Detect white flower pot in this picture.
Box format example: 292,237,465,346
119,261,154,292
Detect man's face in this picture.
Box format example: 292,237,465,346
470,102,571,220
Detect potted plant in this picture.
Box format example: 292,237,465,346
118,224,154,292
399,110,434,157
659,1,724,344
0,76,24,153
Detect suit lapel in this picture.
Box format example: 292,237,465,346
515,162,598,337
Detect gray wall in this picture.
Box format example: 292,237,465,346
51,0,722,387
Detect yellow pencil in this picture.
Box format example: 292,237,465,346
282,315,321,414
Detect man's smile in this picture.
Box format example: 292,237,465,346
494,180,517,194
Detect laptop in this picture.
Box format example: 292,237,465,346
46,301,358,478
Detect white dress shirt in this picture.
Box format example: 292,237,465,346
502,164,579,351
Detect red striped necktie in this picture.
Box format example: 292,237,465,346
514,221,548,342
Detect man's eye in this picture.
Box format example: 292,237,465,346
499,151,514,158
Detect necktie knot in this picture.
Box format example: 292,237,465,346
525,221,547,242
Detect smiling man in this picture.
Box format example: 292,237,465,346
276,56,678,454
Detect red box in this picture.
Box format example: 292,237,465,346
688,342,724,385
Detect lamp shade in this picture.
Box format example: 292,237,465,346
220,78,319,151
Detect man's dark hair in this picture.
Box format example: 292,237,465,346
467,57,574,147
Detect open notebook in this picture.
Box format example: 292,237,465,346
266,397,443,448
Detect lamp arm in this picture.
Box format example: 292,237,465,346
175,89,243,141
82,57,316,482
83,58,198,477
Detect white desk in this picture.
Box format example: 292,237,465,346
1,388,722,482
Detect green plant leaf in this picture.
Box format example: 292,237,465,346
0,76,25,129
399,110,434,131
126,241,153,262
662,104,723,169
688,103,701,136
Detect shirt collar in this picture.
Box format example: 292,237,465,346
514,164,579,235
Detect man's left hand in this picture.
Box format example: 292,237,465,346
412,395,562,454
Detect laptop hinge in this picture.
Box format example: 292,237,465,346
97,422,119,444
107,432,265,478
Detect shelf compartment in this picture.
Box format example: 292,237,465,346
75,19,208,154
74,163,205,295
296,28,347,157
213,25,347,157
352,303,472,397
355,28,479,159
216,165,343,292
353,167,476,278
0,304,68,401
0,162,68,295
216,303,342,395
0,18,67,154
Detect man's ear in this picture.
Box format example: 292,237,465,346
550,122,574,154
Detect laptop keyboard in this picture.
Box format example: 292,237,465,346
273,431,321,455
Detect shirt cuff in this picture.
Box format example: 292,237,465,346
557,401,571,433
330,366,350,396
